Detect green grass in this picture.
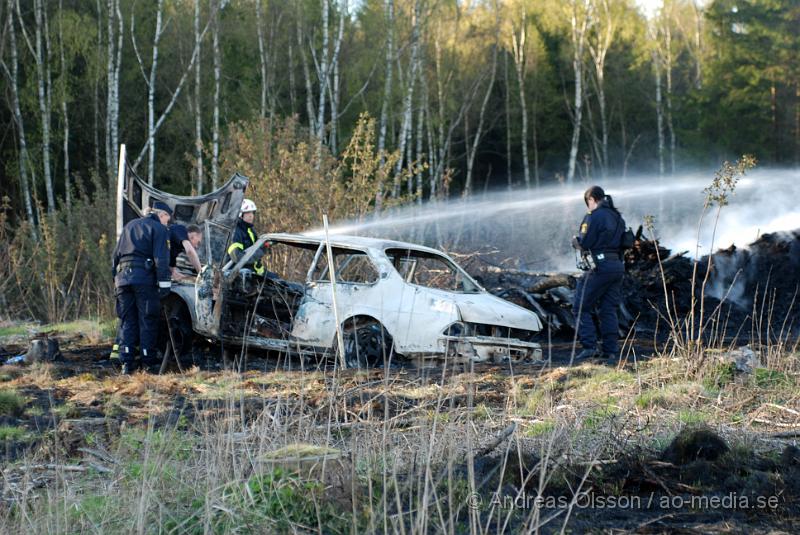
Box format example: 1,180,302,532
0,319,116,342
0,425,27,441
754,368,793,388
678,409,708,425
702,362,736,392
0,324,31,337
0,389,26,417
524,420,555,437
635,390,670,409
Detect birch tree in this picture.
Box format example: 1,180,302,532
567,0,591,184
57,0,70,208
393,0,422,198
587,0,616,178
508,9,530,187
464,12,499,197
194,0,203,193
211,0,221,188
106,0,123,186
256,0,267,119
2,0,35,224
17,0,56,211
375,0,394,211
130,2,216,183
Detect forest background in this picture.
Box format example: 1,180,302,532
0,0,798,322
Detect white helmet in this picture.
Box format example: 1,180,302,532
240,199,257,216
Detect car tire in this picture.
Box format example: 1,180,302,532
341,320,393,369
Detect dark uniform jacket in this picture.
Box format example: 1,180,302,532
227,219,264,275
112,214,171,288
168,224,189,268
577,202,625,273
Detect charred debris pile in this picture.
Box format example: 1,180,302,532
476,228,800,341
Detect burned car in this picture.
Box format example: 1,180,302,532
117,157,542,367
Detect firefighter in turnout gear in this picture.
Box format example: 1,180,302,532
112,201,172,374
227,199,265,275
571,186,626,364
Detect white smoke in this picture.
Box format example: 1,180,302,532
308,169,800,274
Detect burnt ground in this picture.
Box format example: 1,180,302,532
2,335,800,533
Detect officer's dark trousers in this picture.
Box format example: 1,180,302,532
115,284,160,363
573,269,624,354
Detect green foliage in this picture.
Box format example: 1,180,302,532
702,362,736,391
0,425,27,441
0,389,26,417
753,368,793,388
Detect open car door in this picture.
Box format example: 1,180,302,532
115,145,249,268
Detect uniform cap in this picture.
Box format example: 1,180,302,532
153,201,173,215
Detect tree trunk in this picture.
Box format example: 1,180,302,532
510,16,530,188
58,0,71,209
315,0,330,143
32,0,55,211
464,40,498,197
5,0,35,226
393,0,422,198
653,48,665,177
327,0,347,155
664,19,675,174
256,0,267,119
504,52,512,189
94,0,102,178
194,0,203,194
296,12,316,134
106,0,123,187
375,0,394,212
146,0,165,185
567,0,589,184
212,0,221,189
588,0,614,179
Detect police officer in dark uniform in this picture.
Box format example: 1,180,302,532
572,186,626,364
226,198,265,275
112,202,172,374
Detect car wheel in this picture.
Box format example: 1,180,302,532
341,320,392,369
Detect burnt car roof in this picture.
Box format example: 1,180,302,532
266,232,449,256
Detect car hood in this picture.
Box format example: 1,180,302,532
451,292,542,332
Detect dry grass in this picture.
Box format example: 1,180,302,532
0,343,798,533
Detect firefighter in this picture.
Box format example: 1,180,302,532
169,223,203,280
112,202,172,374
226,198,265,275
571,185,626,364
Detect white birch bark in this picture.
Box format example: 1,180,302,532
504,52,511,189
93,0,101,175
212,0,221,189
464,39,498,197
415,76,425,204
393,0,422,198
328,0,347,154
567,0,590,184
194,0,203,193
3,0,35,224
146,0,165,184
29,0,55,211
296,12,316,134
130,8,215,173
588,0,614,179
256,0,267,118
510,13,530,188
375,0,394,211
652,46,665,178
58,0,70,208
315,0,330,144
106,0,123,187
664,16,675,174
